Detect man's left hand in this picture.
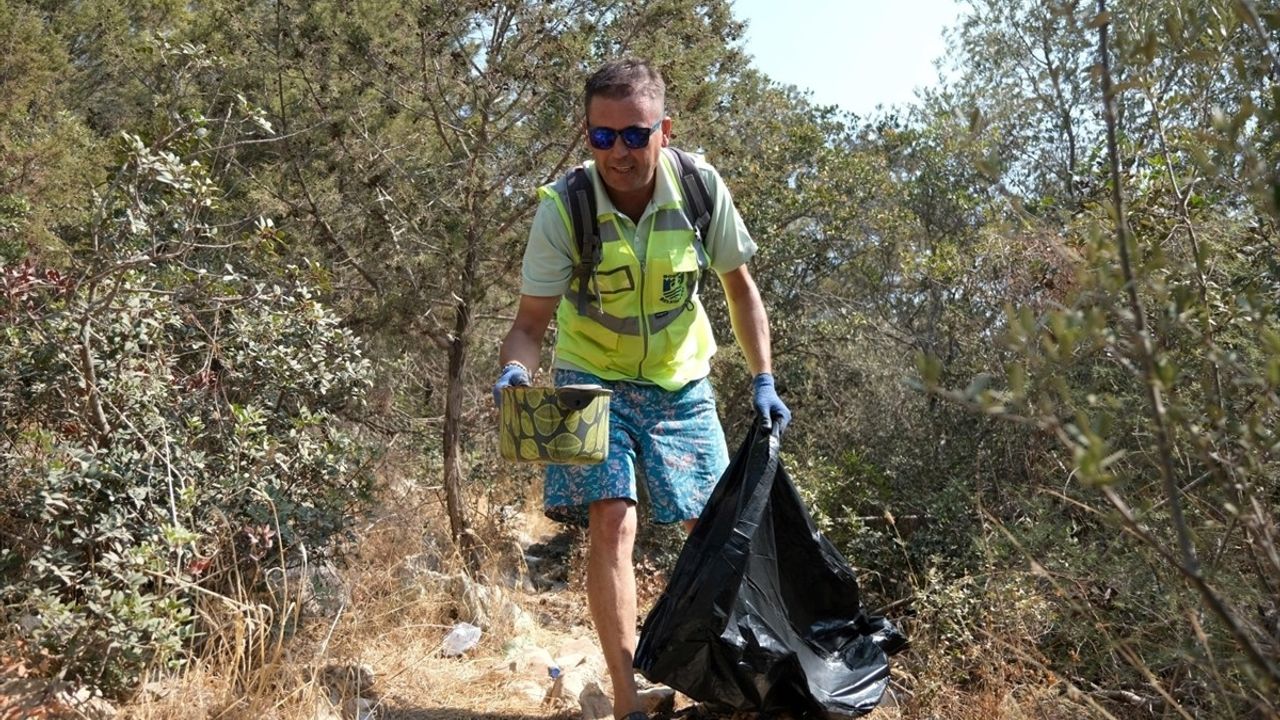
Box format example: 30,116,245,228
752,373,791,437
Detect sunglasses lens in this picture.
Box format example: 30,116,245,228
619,127,652,149
588,127,617,150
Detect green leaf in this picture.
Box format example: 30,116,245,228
915,351,942,388
1007,363,1028,399
1139,28,1158,64
965,372,994,400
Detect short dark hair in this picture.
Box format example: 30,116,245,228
583,58,666,116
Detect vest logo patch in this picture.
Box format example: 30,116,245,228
660,274,686,304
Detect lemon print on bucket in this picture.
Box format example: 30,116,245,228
500,384,611,464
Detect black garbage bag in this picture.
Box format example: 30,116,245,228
635,423,907,719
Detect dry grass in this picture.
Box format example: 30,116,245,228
119,476,597,720
12,469,1106,720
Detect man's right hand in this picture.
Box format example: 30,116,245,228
493,362,531,406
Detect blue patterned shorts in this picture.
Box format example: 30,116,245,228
544,369,730,526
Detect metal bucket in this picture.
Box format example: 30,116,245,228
499,384,612,464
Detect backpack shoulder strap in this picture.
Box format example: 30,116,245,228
668,147,714,242
565,166,600,314
566,165,600,265
668,147,715,295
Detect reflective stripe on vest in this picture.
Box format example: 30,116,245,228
541,151,716,390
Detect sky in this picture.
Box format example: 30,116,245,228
731,0,966,117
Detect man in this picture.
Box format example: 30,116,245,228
494,58,789,720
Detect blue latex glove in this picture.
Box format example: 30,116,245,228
752,373,791,437
493,362,531,406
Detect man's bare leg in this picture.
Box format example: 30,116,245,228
588,499,640,719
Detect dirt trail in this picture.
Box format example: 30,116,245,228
355,507,721,720
331,508,602,720
6,495,895,720
360,508,892,720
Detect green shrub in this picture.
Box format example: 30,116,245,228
0,113,374,696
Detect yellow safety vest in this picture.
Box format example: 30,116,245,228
539,151,717,391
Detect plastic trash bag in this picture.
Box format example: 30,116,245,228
634,423,907,718
441,621,482,656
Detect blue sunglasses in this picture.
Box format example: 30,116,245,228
587,117,663,150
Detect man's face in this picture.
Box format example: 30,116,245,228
585,93,670,200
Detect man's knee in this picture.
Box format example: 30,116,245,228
588,498,636,550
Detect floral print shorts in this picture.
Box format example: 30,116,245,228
543,369,730,526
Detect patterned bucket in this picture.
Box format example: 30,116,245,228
499,384,612,464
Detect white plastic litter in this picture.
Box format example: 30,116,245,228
441,622,482,656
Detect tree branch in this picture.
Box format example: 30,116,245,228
1096,0,1198,574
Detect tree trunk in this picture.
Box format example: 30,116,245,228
441,229,484,577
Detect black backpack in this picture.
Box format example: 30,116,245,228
565,147,714,315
